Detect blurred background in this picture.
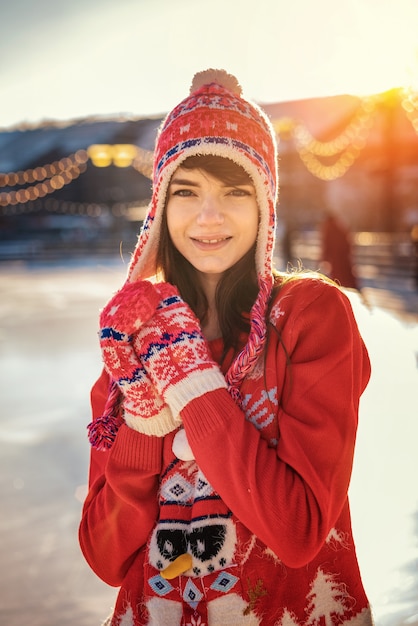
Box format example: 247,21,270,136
1,0,417,625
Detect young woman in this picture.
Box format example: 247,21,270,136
79,69,373,626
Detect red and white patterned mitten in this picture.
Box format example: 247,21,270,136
134,283,227,417
99,281,180,436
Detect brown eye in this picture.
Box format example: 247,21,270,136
227,186,253,197
171,188,195,197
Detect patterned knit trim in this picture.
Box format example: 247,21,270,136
164,368,228,417
124,405,181,437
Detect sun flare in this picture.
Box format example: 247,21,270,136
334,2,418,96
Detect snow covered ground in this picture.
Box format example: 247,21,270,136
347,291,418,626
0,260,417,626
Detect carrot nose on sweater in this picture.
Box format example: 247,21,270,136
160,553,193,579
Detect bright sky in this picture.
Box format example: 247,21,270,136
1,0,417,129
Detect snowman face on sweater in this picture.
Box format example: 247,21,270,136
149,516,237,576
148,461,238,576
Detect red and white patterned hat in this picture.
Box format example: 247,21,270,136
127,69,279,394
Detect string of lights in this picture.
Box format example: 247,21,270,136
0,150,89,210
295,143,366,181
292,96,377,157
0,150,88,189
401,87,418,133
275,95,379,180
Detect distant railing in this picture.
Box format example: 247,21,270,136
0,233,138,263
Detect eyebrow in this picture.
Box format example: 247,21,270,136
169,176,200,187
169,176,253,188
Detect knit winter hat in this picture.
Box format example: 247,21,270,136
128,68,279,395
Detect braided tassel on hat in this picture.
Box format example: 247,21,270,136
225,277,272,404
87,380,122,451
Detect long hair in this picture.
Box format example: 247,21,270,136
156,155,259,356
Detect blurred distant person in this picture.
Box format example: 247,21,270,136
321,212,358,289
411,224,418,291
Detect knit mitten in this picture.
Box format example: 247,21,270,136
99,281,180,436
134,283,227,416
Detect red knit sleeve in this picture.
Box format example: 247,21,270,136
181,279,371,567
79,369,164,586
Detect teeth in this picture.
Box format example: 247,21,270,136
197,238,226,244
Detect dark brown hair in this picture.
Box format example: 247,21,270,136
156,155,259,354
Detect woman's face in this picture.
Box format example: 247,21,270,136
166,165,258,288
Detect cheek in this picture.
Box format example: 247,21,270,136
166,206,189,256
166,205,181,240
245,207,259,244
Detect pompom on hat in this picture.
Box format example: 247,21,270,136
128,68,279,399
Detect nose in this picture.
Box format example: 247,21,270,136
196,195,224,226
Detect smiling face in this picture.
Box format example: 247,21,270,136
165,164,259,294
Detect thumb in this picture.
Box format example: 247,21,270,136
100,280,161,334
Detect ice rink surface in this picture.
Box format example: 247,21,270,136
0,260,417,626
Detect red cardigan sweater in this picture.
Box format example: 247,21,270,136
79,277,373,626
